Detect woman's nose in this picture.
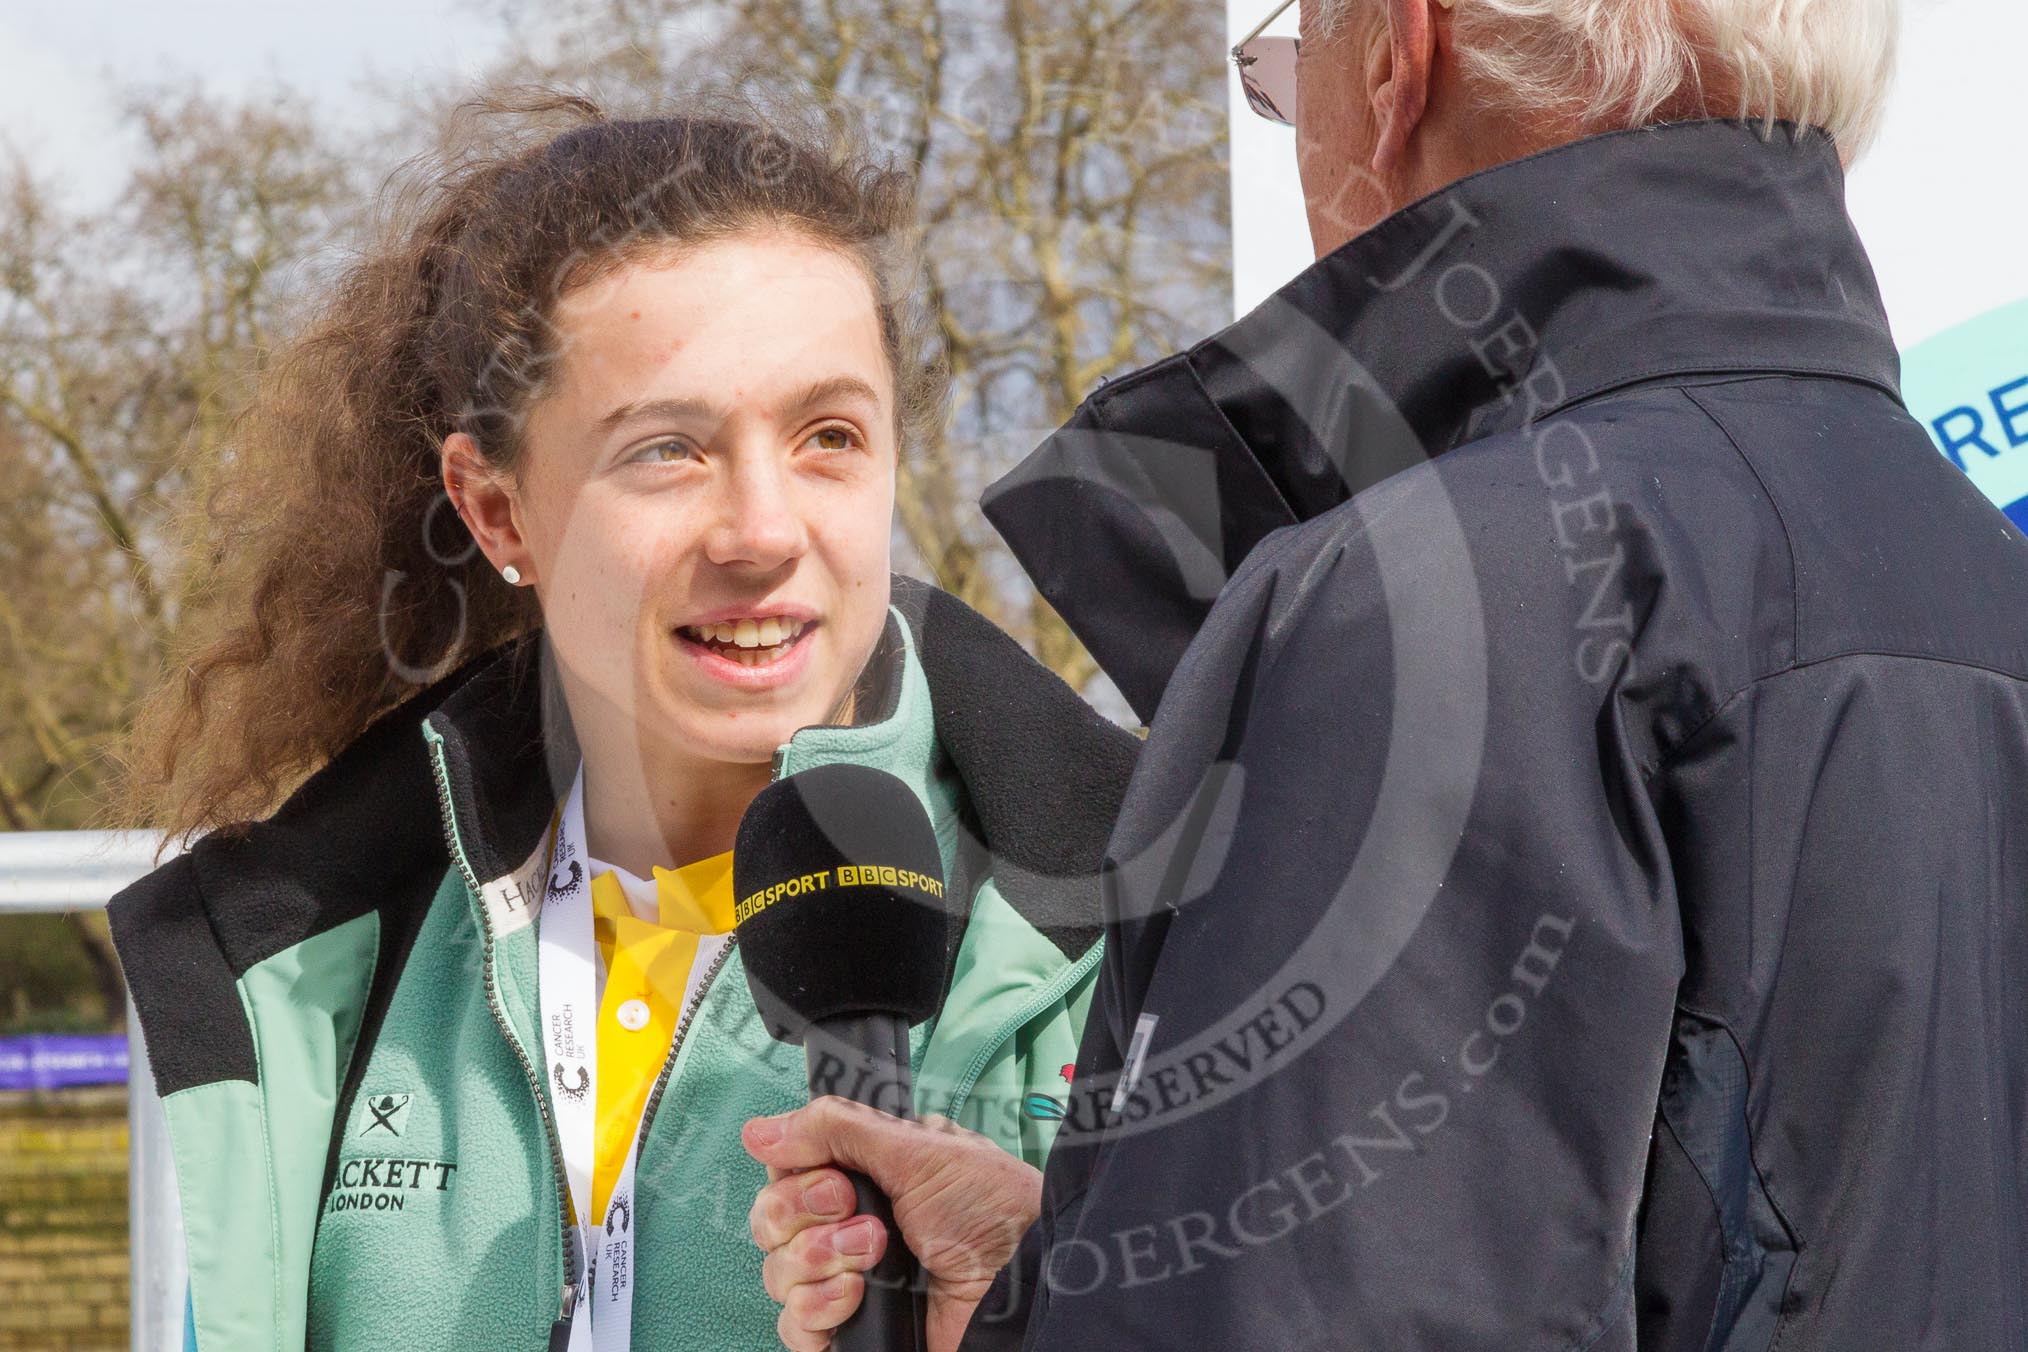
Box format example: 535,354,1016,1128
702,456,809,570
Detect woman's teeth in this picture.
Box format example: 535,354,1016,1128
680,617,809,665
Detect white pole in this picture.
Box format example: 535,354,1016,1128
0,831,189,1352
127,1002,188,1352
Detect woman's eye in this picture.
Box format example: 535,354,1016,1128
807,426,856,453
631,438,694,464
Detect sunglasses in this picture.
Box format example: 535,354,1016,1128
1231,0,1299,126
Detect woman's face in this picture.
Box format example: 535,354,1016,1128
496,228,898,769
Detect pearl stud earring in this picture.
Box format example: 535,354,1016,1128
501,564,522,585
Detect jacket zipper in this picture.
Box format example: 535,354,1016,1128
631,936,739,1153
423,727,585,1330
630,742,793,1156
421,728,872,1329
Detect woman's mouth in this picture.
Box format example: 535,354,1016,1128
676,616,813,670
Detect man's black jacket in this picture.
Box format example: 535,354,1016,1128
974,121,2028,1350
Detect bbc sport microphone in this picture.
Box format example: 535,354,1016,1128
734,763,956,1352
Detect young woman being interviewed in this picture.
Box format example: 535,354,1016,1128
103,90,1136,1352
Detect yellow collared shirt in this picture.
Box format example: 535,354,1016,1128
583,849,736,1220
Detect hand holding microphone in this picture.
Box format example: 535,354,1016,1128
734,764,983,1352
743,1098,1042,1352
734,764,1043,1352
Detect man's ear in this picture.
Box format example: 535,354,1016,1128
442,431,530,583
1371,0,1441,175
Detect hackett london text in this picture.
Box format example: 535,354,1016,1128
325,1157,458,1214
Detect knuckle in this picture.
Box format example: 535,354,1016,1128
752,1185,792,1247
777,1305,819,1352
824,1272,865,1318
778,1227,825,1281
808,1094,852,1130
784,1281,825,1326
792,1270,860,1329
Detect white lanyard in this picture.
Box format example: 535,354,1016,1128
584,936,727,1345
537,763,605,1349
539,762,732,1349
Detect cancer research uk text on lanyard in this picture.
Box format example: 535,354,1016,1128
538,764,660,1351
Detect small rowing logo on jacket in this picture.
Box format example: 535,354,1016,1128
355,1092,411,1138
1023,1064,1077,1121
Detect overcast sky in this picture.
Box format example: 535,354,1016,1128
0,0,510,210
5,0,2019,346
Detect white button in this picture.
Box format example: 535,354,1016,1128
616,998,651,1031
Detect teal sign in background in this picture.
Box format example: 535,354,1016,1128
1900,297,2028,534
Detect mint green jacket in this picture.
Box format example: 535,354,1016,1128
109,580,1136,1351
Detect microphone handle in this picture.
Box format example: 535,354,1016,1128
804,1014,926,1352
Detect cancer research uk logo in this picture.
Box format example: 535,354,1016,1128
1903,296,2028,536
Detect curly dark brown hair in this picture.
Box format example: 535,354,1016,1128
101,86,947,854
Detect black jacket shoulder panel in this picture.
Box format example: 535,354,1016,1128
107,849,256,1095
107,648,491,1094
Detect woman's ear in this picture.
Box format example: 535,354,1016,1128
1370,0,1442,176
442,432,532,585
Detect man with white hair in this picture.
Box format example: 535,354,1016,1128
746,1,2028,1348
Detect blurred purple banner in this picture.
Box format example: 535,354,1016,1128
0,1034,129,1091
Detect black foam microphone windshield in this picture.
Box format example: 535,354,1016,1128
733,762,954,1039
734,763,954,1352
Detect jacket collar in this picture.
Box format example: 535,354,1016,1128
982,119,1903,721
422,576,1136,958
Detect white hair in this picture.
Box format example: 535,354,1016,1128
1327,0,1901,161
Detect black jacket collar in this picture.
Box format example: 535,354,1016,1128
983,119,1903,721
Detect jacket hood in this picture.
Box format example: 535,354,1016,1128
982,119,1903,723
